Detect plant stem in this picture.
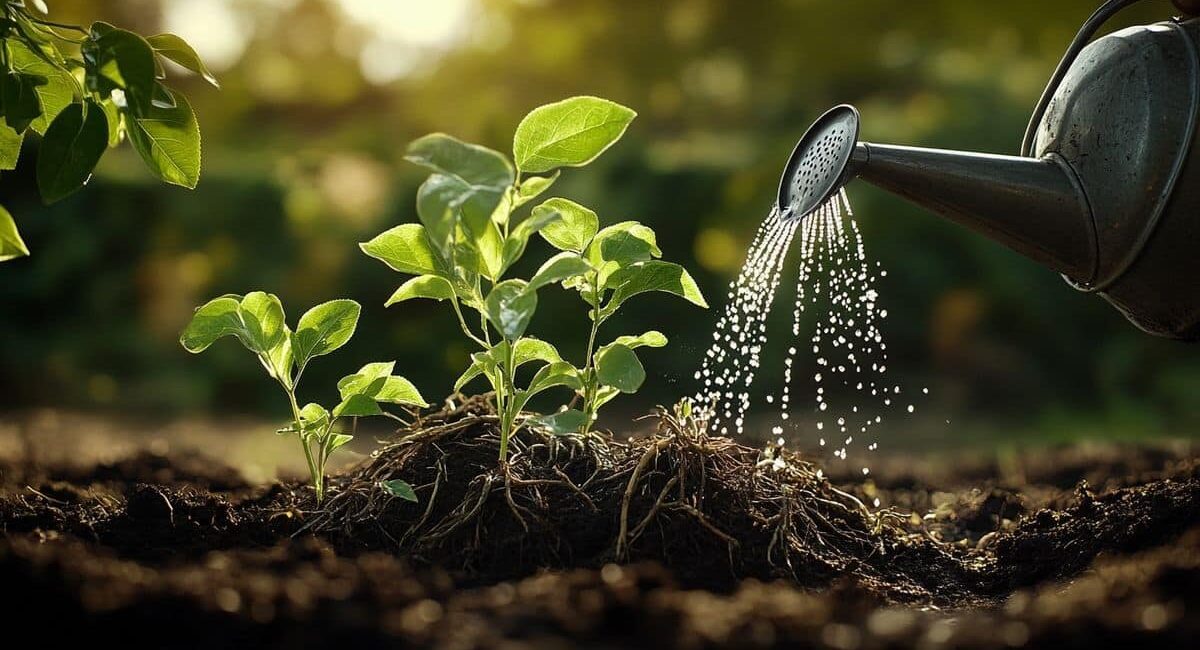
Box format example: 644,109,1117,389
286,387,323,503
498,339,518,461
580,273,603,434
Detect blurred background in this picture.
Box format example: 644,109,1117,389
2,0,1198,463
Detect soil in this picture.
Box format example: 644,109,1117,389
1,400,1197,649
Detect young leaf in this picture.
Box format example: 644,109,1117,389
405,133,514,190
513,171,559,207
7,40,74,134
415,174,465,259
88,25,157,113
471,221,506,280
238,291,287,354
36,100,109,203
528,252,592,291
500,205,561,272
512,96,636,173
535,198,598,253
0,206,30,262
292,299,361,368
512,337,563,366
526,361,582,397
265,329,294,388
179,296,243,352
608,330,669,350
327,433,354,453
587,221,662,269
528,409,590,435
333,393,382,418
298,403,331,435
360,224,440,276
0,120,24,171
385,275,455,306
485,280,537,341
601,261,708,320
338,361,429,407
381,479,418,502
595,343,645,393
147,33,219,87
127,89,201,188
0,72,45,133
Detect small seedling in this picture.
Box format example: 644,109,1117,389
1,2,214,262
362,95,707,457
180,292,427,502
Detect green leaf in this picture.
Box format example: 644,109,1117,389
381,479,418,502
179,296,242,353
333,393,382,418
360,224,440,276
238,291,287,355
297,403,331,435
36,100,109,203
99,98,122,146
7,40,74,134
405,133,514,189
513,337,563,366
385,275,455,306
127,88,201,188
415,174,463,260
453,352,492,392
291,299,361,369
587,221,661,271
528,409,590,435
595,343,645,393
178,292,287,357
0,120,23,171
528,251,592,291
536,198,599,253
485,280,537,341
609,330,668,350
328,433,354,453
87,24,156,113
0,205,30,262
0,72,45,133
473,221,506,280
265,329,294,388
601,261,708,320
500,205,561,272
513,171,559,207
147,33,219,87
338,361,428,407
512,96,636,173
526,361,582,397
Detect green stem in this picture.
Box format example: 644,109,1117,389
286,387,323,503
498,339,518,461
450,298,489,348
580,272,602,434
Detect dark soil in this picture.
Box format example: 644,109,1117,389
1,401,1198,649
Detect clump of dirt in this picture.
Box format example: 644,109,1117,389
310,397,973,602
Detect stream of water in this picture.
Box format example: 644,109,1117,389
694,190,923,469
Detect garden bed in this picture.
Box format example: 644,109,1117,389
1,403,1197,648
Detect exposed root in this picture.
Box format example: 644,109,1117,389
309,397,972,600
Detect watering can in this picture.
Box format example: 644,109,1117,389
779,0,1200,339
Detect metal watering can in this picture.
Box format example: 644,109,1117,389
779,0,1200,339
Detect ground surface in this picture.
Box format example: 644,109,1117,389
0,406,1197,649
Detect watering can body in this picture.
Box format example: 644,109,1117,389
781,6,1200,339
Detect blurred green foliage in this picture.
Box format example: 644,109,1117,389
1,0,1198,440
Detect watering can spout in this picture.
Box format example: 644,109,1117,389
778,105,1097,282
851,143,1096,281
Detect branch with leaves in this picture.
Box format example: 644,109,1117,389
362,95,707,460
1,1,214,262
180,292,427,503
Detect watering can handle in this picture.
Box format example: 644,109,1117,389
1021,0,1173,157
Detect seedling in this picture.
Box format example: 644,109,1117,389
1,2,214,262
527,200,707,434
362,95,706,458
180,292,427,502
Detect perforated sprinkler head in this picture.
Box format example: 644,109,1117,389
777,104,862,222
